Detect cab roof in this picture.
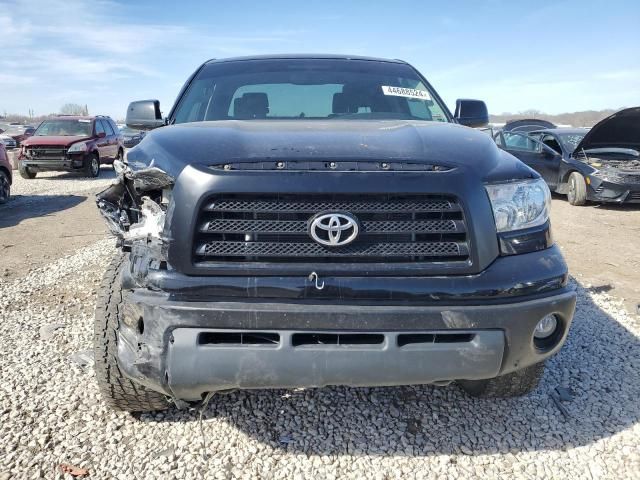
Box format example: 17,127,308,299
204,54,408,65
52,115,111,121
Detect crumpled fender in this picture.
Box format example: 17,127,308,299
96,160,174,238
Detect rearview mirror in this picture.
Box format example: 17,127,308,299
97,131,106,138
126,100,164,130
454,99,489,128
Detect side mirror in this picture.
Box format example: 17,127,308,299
126,100,164,130
97,131,106,138
454,99,489,128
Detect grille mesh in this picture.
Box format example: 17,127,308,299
205,198,455,213
198,241,464,257
194,194,469,264
202,219,460,234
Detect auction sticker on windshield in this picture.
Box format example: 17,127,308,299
381,86,431,100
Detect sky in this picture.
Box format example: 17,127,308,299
0,0,639,120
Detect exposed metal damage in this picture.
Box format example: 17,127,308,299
582,155,640,180
96,160,174,286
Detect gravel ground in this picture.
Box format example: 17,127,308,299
1,239,639,479
9,169,117,197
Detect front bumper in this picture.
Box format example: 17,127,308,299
116,246,576,401
19,154,86,171
588,177,640,203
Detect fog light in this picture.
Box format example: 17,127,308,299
534,314,558,339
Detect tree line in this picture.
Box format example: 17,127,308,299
490,108,620,127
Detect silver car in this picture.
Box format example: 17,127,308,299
0,135,17,150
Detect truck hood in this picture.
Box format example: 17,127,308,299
22,135,91,147
574,107,640,152
127,120,535,183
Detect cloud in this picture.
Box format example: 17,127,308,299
0,73,36,85
0,0,306,116
0,0,304,80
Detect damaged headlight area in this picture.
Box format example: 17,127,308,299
67,141,88,153
590,170,626,184
96,160,175,282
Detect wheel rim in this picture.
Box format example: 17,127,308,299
91,158,99,176
568,178,575,201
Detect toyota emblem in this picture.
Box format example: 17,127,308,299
309,212,359,247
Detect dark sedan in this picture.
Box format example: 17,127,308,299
495,108,640,205
119,127,145,148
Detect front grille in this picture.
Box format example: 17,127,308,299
27,146,68,159
624,175,640,184
629,191,640,200
193,194,469,264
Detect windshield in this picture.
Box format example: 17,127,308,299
172,59,449,123
35,119,92,136
557,132,586,153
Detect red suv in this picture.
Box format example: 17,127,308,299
19,116,124,178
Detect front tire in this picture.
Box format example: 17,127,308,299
0,170,10,203
18,164,37,179
84,153,101,178
567,172,587,205
458,362,545,397
94,254,170,412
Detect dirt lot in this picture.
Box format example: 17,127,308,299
0,171,639,478
551,196,640,315
0,170,111,281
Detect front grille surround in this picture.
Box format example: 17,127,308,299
26,146,69,159
193,193,470,266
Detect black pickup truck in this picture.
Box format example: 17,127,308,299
95,55,576,412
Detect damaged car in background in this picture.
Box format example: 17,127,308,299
495,107,640,205
19,115,124,178
94,55,576,413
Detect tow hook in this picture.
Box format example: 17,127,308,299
308,271,325,290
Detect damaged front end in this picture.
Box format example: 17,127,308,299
571,106,640,203
581,154,640,202
96,160,175,284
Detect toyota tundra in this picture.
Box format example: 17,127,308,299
94,55,576,412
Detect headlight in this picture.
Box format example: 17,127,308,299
591,170,624,183
68,142,88,153
485,178,551,233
